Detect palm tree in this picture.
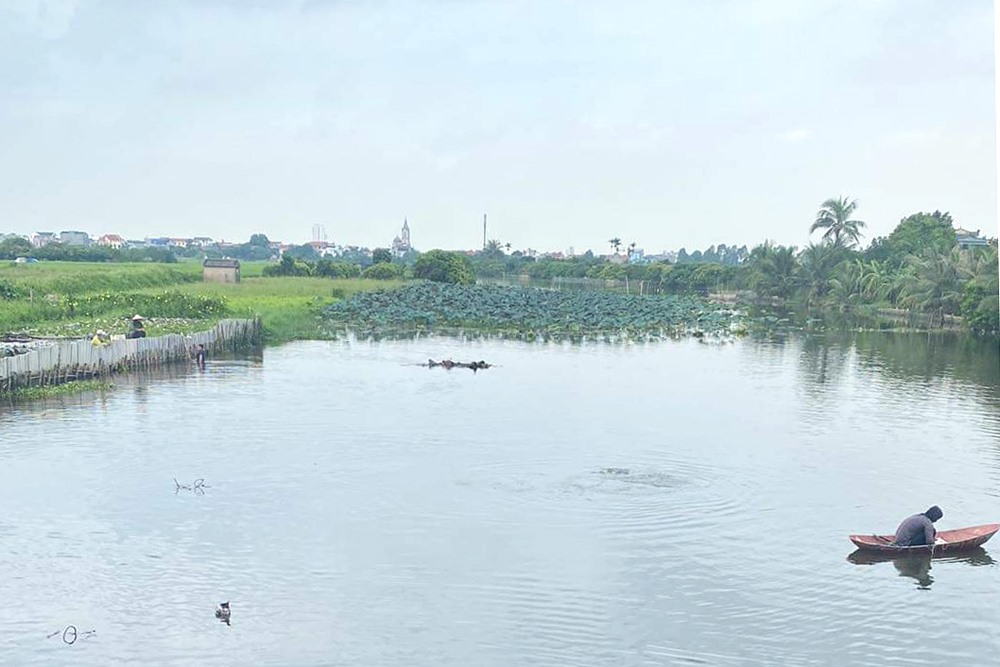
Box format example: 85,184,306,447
897,248,967,326
798,243,844,306
811,197,866,247
484,239,504,259
750,243,799,300
609,238,622,254
504,242,512,253
828,259,865,311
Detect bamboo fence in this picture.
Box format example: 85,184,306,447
0,318,261,394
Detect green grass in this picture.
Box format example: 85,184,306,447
0,261,201,294
0,261,402,344
170,277,403,343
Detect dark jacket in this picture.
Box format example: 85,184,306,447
893,513,936,546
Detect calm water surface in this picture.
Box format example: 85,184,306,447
1,333,998,666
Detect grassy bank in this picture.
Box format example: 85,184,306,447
169,277,401,343
0,261,401,344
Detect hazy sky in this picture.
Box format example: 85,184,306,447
0,0,995,252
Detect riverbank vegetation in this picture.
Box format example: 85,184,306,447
4,379,115,403
470,207,999,336
324,282,744,342
0,262,399,344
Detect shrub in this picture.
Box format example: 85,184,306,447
362,262,404,280
413,250,475,285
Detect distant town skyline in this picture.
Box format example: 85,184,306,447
1,1,995,252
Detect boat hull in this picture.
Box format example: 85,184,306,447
849,523,999,555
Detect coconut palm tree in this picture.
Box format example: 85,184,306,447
609,238,622,254
798,243,845,306
897,248,967,326
750,243,799,300
811,197,866,247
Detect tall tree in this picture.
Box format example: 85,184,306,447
811,197,866,247
609,238,622,254
865,211,956,264
0,236,33,259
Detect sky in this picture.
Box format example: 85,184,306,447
0,0,995,253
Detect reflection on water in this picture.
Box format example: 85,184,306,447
0,333,997,666
846,549,997,590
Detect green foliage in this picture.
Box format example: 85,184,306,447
74,291,230,319
798,243,853,306
26,243,178,263
325,283,743,340
284,244,320,261
0,258,396,342
896,248,967,322
482,239,505,260
372,248,393,265
0,278,22,299
314,259,362,278
674,244,749,265
745,243,798,300
413,250,475,285
263,255,313,277
0,236,34,259
811,197,866,247
865,211,957,265
9,379,114,402
362,262,405,280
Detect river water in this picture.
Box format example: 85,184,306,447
0,332,998,666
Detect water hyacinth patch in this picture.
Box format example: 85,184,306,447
323,283,746,342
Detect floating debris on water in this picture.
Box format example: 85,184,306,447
423,359,492,371
46,625,96,644
215,601,231,626
173,478,209,495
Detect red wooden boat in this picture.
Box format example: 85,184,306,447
849,523,999,556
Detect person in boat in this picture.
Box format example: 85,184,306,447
892,506,943,547
91,329,110,346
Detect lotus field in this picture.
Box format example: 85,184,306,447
323,283,747,341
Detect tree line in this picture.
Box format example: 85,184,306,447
469,200,998,335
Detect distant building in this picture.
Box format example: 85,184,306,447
391,219,412,257
31,232,57,247
168,238,189,248
955,227,989,249
191,237,214,247
147,237,171,248
59,230,91,246
202,258,241,283
97,234,126,249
